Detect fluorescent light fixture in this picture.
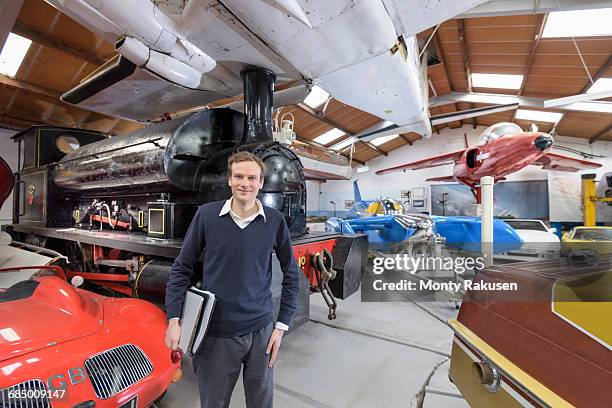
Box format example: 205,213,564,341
313,128,344,145
371,134,399,146
515,109,563,123
331,136,356,151
587,78,612,94
471,73,523,90
543,8,612,38
0,33,32,77
303,85,329,109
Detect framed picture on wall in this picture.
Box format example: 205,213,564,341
412,199,426,208
412,187,425,198
345,200,355,209
401,190,411,199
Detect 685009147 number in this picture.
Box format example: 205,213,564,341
8,389,66,400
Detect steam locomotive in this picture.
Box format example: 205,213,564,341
4,67,366,328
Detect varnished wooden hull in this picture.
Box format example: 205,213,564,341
449,257,612,408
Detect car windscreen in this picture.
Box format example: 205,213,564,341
0,280,39,303
505,220,548,232
572,229,612,241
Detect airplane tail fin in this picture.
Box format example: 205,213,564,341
353,180,363,202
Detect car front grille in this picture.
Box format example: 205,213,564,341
85,344,153,399
0,379,51,408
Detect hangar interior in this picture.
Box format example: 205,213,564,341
0,1,610,408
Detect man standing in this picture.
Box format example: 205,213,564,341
165,151,300,408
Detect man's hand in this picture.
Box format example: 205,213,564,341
266,328,285,368
165,319,181,350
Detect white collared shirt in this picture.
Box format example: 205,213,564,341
219,197,266,228
219,197,289,332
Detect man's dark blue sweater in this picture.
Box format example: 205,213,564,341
165,200,300,337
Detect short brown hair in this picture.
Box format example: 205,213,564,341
227,151,266,179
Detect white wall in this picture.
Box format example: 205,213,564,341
305,180,321,212
0,128,18,225
311,125,612,222
548,135,612,222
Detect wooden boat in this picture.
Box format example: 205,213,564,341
448,256,611,407
290,142,355,180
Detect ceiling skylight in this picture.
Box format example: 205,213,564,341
303,85,329,109
542,8,612,38
371,134,399,146
471,73,524,90
515,109,563,123
331,137,356,151
313,128,344,145
0,33,32,77
587,78,612,94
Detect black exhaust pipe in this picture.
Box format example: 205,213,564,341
241,67,276,144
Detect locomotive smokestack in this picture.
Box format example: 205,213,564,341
241,67,276,144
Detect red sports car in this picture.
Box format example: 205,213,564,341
0,266,181,408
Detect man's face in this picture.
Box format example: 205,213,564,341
228,161,264,204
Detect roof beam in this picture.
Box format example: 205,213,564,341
399,133,413,146
12,21,107,66
434,34,453,92
295,103,387,156
457,19,478,128
428,79,441,132
430,92,612,114
294,136,328,150
0,73,126,131
457,20,472,93
580,55,612,94
105,118,121,133
589,122,612,144
556,55,612,134
296,103,352,134
518,13,548,96
433,32,462,128
341,154,365,166
0,74,60,99
76,111,94,129
361,140,388,156
0,112,69,130
0,113,38,130
551,113,566,136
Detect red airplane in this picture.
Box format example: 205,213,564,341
376,122,602,203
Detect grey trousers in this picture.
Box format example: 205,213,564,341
193,322,274,408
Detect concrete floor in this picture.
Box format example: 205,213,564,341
159,293,468,408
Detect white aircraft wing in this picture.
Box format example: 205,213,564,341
45,0,486,133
